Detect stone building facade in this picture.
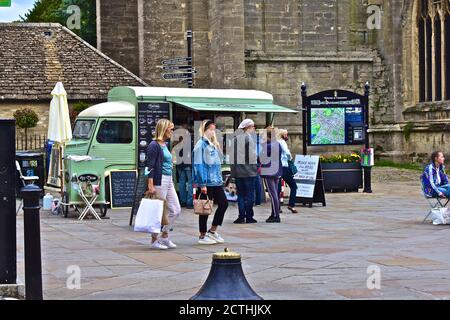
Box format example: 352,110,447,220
97,0,450,162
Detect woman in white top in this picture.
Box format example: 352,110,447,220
277,129,298,213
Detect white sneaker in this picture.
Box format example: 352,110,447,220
198,236,217,245
159,237,177,249
207,231,224,244
150,240,168,250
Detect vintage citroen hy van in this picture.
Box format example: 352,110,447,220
65,86,297,205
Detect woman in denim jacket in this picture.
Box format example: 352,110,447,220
193,120,229,245
422,151,450,197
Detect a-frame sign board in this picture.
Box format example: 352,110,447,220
294,155,326,208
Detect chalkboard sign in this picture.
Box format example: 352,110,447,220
137,102,170,169
129,168,148,226
109,170,137,209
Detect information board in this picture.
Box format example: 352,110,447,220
137,102,170,168
306,90,367,146
109,170,137,209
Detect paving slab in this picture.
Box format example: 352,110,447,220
13,169,450,299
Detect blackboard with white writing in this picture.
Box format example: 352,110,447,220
110,170,137,209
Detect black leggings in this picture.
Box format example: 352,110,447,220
198,186,229,233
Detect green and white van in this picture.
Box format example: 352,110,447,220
66,86,297,203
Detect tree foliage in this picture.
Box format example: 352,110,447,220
21,0,96,46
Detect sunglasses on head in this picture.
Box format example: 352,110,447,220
204,120,215,130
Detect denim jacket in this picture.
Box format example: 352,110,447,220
193,138,223,187
422,163,449,197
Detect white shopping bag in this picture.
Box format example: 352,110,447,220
134,198,164,233
431,207,450,225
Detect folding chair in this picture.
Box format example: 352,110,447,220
76,179,102,221
16,160,39,214
420,173,450,223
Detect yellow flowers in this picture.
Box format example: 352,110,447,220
320,153,362,164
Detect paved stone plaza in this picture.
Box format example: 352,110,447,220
14,168,450,300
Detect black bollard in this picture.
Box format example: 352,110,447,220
191,248,263,300
21,184,43,300
0,119,17,285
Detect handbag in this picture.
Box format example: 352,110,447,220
194,194,213,215
134,194,165,233
288,159,298,175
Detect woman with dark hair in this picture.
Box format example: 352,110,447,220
193,120,229,244
422,151,450,197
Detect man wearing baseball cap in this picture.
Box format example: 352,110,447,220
231,119,258,224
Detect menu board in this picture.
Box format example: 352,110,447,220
109,170,137,209
137,102,170,168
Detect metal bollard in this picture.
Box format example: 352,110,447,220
191,248,263,300
21,184,43,300
0,119,17,285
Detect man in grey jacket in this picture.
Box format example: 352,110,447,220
231,119,258,223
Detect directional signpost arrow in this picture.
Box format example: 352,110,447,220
162,65,195,71
162,57,192,65
163,73,194,80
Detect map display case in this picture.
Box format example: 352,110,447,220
305,90,368,146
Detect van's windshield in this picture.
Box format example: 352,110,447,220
73,120,95,139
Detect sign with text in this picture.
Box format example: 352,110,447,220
136,102,170,169
162,65,195,71
293,155,320,198
163,73,194,80
306,90,367,146
110,170,137,209
162,57,192,65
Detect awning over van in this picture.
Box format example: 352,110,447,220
168,98,298,113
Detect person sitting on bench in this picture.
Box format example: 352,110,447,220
422,151,450,198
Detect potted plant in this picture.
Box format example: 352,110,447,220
320,153,363,192
13,107,39,150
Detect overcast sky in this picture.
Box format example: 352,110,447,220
0,0,36,22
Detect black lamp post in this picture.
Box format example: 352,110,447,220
363,81,373,193
301,83,308,156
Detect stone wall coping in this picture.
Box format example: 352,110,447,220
245,54,374,63
403,101,450,113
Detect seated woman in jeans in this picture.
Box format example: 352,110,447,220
422,150,450,198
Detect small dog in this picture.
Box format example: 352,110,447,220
224,176,238,201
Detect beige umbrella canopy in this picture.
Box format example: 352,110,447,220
47,82,72,188
47,82,72,143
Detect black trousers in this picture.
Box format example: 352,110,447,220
198,186,229,233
